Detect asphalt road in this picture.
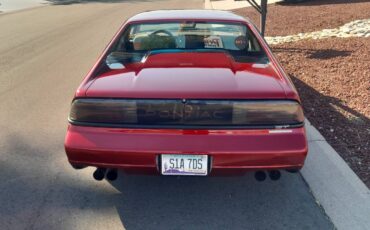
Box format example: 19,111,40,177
0,1,334,229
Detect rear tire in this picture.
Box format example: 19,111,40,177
286,168,300,173
71,164,87,170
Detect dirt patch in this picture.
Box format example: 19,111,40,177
234,0,370,36
271,37,370,187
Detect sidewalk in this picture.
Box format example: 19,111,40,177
0,0,47,13
205,0,283,10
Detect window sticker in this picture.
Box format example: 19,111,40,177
235,36,248,50
204,36,224,49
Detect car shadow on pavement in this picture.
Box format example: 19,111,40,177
1,127,336,229
108,171,333,229
0,134,120,229
0,132,333,230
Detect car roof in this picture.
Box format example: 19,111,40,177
127,10,248,23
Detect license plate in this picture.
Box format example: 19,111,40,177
161,154,208,176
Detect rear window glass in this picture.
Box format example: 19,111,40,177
104,22,268,69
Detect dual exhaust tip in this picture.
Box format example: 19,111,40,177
254,169,299,181
93,168,118,181
254,170,281,181
92,168,294,182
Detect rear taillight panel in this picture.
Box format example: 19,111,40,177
69,99,304,128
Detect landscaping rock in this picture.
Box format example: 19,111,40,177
265,19,370,45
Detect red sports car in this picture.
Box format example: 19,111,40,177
64,10,307,181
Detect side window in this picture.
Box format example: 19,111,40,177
247,30,262,52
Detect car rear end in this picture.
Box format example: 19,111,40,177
65,99,307,177
64,10,308,180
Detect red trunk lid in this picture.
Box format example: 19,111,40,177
85,52,287,99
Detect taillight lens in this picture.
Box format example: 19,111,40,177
69,99,138,124
69,99,304,127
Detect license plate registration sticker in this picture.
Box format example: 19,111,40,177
161,154,208,176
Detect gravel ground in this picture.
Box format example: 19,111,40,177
265,19,370,45
272,38,370,187
234,0,370,36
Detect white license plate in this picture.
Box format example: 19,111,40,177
161,154,208,176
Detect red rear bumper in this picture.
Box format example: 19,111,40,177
64,125,308,175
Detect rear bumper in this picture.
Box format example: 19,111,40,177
65,125,308,175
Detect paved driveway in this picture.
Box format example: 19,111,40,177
0,1,333,229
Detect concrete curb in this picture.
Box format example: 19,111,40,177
303,120,370,230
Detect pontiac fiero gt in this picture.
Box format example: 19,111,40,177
64,10,307,181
